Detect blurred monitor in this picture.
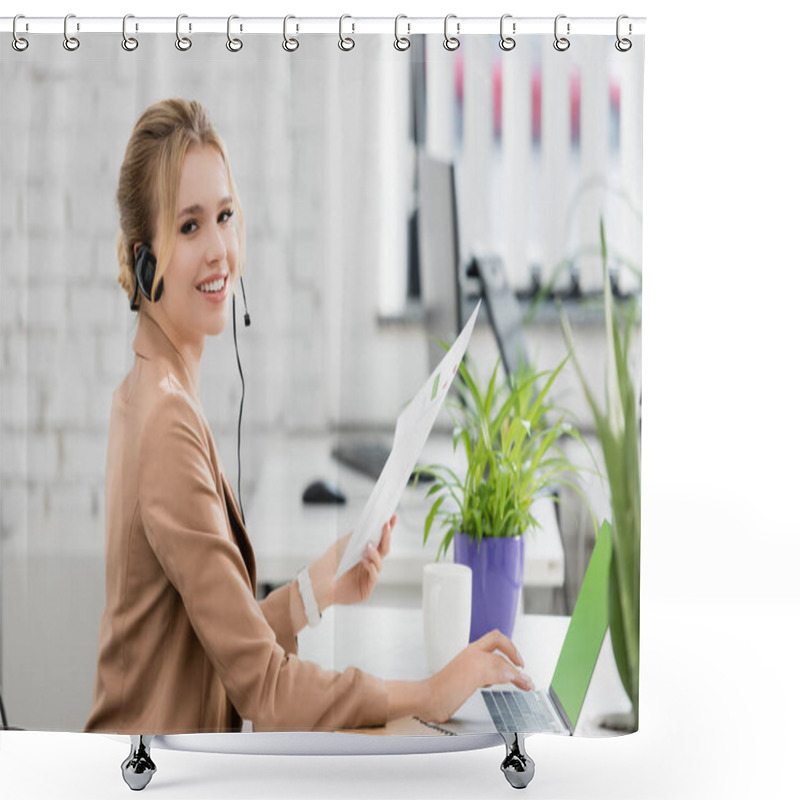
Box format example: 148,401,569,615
417,153,530,382
417,153,464,373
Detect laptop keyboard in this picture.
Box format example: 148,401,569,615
481,689,563,734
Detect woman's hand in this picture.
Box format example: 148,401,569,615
309,515,396,612
423,630,534,724
333,515,395,606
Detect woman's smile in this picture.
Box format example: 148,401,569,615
196,272,229,302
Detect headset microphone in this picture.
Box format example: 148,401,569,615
240,276,251,326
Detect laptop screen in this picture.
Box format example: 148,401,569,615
549,521,613,732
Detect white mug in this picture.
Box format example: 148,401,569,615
422,562,472,675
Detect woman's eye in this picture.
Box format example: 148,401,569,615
218,209,234,224
180,220,198,235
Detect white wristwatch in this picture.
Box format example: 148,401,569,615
297,566,322,628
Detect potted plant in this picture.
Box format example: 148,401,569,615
561,219,641,732
421,351,589,642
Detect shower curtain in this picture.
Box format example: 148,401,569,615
0,15,644,756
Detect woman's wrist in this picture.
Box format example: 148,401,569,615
296,567,322,627
287,578,308,634
308,559,334,613
385,678,434,722
288,565,330,634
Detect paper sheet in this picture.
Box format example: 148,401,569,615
335,302,481,578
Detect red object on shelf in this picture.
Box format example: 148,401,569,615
454,54,619,145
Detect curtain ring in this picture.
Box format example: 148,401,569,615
499,14,516,51
12,15,29,52
443,14,460,51
63,14,80,51
338,14,355,51
615,15,632,52
553,14,570,52
175,14,192,51
122,14,138,51
226,15,243,52
282,15,299,52
394,14,410,51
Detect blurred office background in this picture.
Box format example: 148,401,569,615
0,33,642,730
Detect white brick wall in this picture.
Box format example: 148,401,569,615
0,482,29,540
25,283,68,332
67,284,121,332
0,376,31,431
60,432,108,482
26,433,60,483
47,481,99,521
28,236,94,281
1,37,299,547
0,430,27,482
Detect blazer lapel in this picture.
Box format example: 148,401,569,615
222,474,257,593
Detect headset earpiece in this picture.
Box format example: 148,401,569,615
132,243,162,309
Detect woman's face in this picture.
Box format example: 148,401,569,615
151,143,239,350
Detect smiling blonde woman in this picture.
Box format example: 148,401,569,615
85,98,530,735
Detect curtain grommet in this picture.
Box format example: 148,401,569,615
12,14,29,51
394,14,411,52
553,14,570,51
175,14,192,51
443,14,460,51
615,15,632,52
63,14,80,51
282,15,299,52
499,14,516,51
338,14,355,52
226,15,243,52
121,14,138,52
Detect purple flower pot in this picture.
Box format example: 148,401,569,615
454,532,525,642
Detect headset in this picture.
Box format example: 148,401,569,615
129,243,162,310
129,242,252,524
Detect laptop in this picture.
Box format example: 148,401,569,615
442,521,612,737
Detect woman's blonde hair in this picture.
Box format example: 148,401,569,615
116,98,246,308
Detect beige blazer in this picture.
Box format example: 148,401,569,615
85,312,387,734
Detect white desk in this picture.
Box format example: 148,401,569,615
153,605,630,757
300,606,630,737
246,433,565,590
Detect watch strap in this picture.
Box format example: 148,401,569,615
297,566,322,628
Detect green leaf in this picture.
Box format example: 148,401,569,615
423,495,445,546
608,534,633,704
